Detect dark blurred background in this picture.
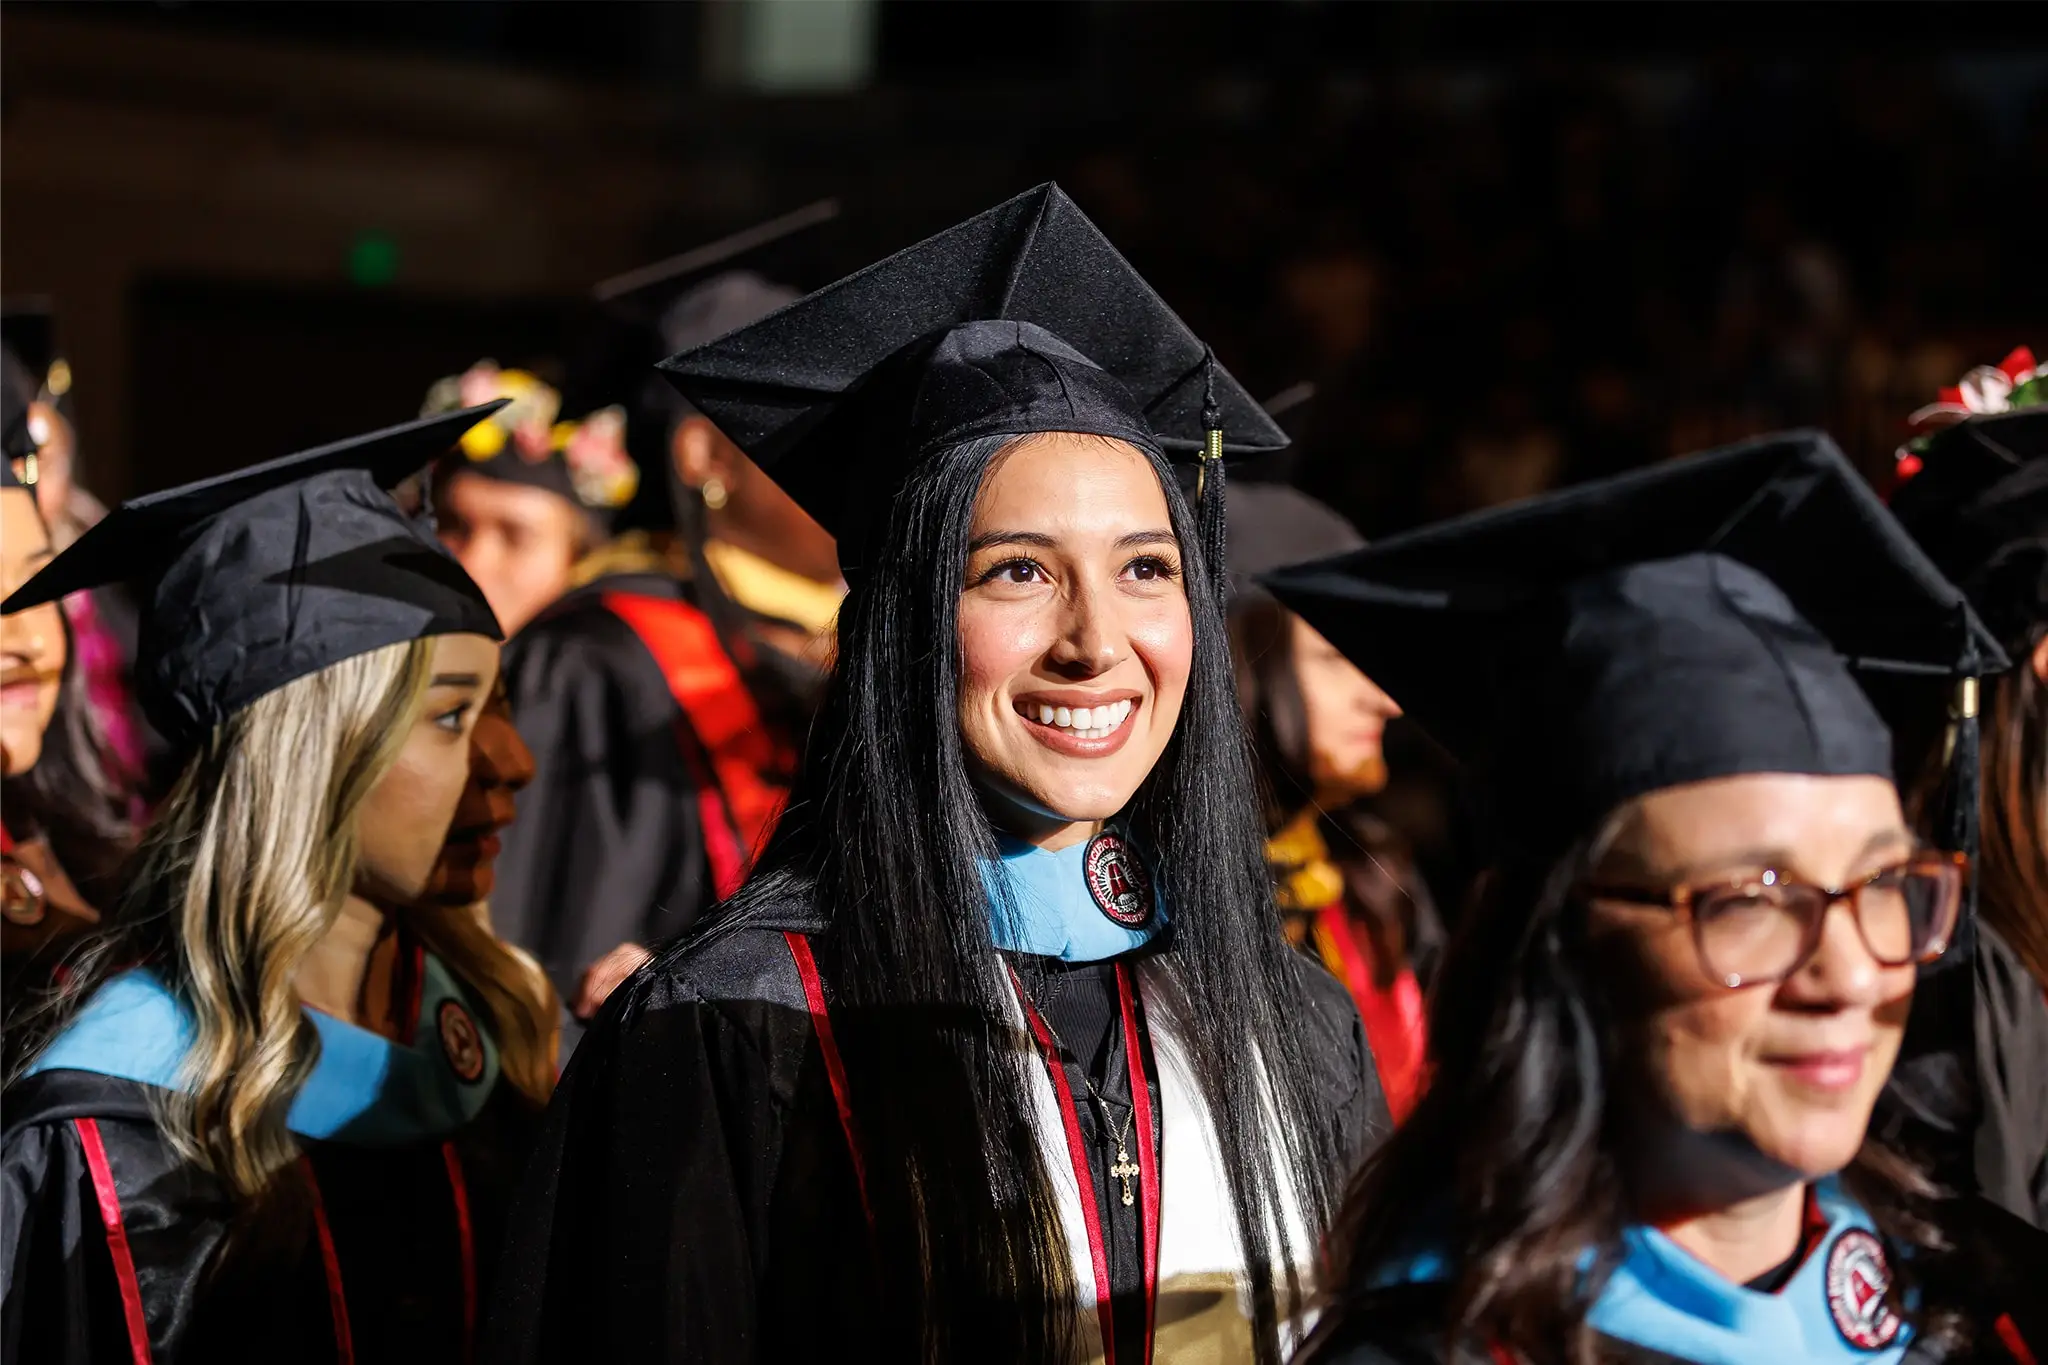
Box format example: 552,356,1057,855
6,0,2046,528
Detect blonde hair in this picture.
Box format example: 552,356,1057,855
22,636,556,1205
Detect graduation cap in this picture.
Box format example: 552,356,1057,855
1224,480,1362,601
2,404,509,751
656,183,1286,577
1,300,59,396
565,200,842,534
1261,431,2006,864
1890,406,2047,657
422,362,638,522
2,350,37,469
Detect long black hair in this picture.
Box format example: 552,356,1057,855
707,432,1347,1364
1301,829,1977,1365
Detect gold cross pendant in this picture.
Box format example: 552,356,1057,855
1109,1141,1141,1207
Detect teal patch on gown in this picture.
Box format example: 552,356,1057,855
1375,1178,1910,1364
981,830,1167,962
28,954,499,1147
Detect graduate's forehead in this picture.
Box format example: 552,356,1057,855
969,434,1172,547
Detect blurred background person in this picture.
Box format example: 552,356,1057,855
1275,435,2045,1364
1226,480,1439,1123
1891,349,2048,985
0,310,151,795
2,410,557,1365
490,207,843,1045
1,403,132,1000
1878,352,2048,1230
421,360,638,638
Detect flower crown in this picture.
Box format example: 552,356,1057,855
1896,346,2047,483
422,361,638,510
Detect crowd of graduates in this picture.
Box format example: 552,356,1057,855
1,180,2044,1364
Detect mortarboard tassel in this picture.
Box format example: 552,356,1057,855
1939,673,1983,954
1194,348,1228,596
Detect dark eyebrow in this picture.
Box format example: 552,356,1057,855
966,529,1177,554
967,531,1056,553
429,672,484,689
1650,827,1914,885
1849,826,1914,868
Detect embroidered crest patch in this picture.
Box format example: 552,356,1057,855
1083,832,1152,928
437,999,486,1084
1825,1227,1901,1350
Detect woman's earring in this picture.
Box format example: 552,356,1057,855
701,476,728,511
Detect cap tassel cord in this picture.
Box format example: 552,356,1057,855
1939,674,1983,950
1195,350,1228,595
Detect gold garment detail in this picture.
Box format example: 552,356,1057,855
1265,808,1344,912
568,529,693,589
703,538,844,637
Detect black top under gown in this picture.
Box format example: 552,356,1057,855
481,894,1387,1364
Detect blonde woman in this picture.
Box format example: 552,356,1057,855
1,407,558,1365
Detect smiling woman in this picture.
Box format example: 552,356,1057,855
0,445,132,987
1273,434,2047,1365
489,185,1386,1365
956,432,1193,842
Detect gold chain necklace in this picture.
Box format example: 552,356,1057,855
1026,992,1143,1207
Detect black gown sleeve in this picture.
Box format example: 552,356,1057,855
493,606,710,1045
2,1097,228,1365
480,926,871,1365
1881,924,2048,1231
1296,954,1393,1164
2,1118,122,1365
1968,926,2048,1228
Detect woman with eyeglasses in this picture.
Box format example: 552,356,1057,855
1269,434,2046,1364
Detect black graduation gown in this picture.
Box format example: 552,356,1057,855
492,565,813,1054
491,569,714,1050
1879,922,2048,1229
1,1071,540,1365
481,896,1386,1364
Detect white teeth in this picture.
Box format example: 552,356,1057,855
1028,698,1135,738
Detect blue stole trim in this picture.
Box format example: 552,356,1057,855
1375,1179,1912,1364
981,831,1167,962
28,957,500,1147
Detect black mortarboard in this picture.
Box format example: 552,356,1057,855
421,363,637,523
657,183,1286,576
2,346,37,467
1890,407,2047,656
0,301,56,392
1225,480,1363,601
1262,432,2005,856
567,200,841,534
2,405,510,750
